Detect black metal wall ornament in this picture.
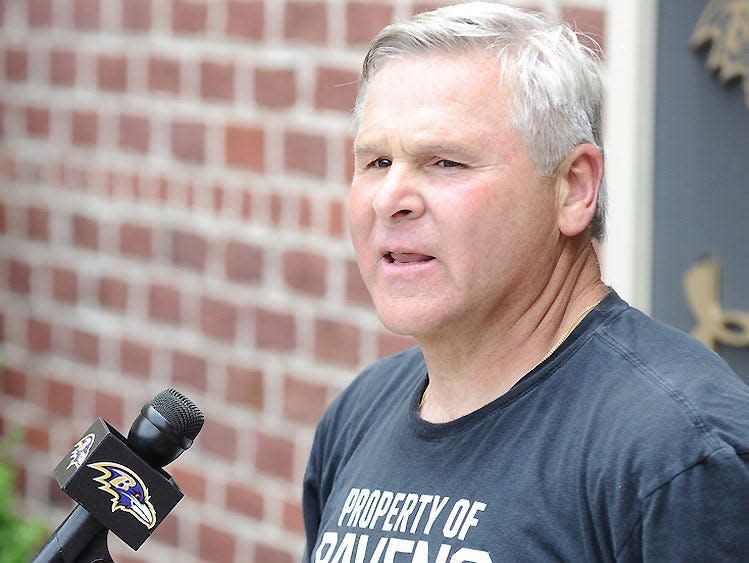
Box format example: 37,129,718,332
691,0,749,108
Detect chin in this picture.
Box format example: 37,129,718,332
375,301,444,340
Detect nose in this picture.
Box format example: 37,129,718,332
372,163,425,223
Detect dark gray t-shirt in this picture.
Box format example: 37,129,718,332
303,292,749,562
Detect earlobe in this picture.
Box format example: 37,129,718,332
557,144,603,237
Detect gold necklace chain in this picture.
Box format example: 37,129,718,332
418,296,604,411
535,297,604,367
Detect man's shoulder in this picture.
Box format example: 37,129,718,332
576,300,749,490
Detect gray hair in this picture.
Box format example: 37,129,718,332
354,2,607,240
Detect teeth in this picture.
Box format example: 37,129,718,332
387,252,434,264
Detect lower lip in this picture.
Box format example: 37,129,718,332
379,256,437,277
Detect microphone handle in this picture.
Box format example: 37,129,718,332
31,505,112,563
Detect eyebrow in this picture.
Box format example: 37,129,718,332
353,141,472,158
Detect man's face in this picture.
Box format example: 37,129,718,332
350,53,563,343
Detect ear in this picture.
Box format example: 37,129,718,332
556,143,604,237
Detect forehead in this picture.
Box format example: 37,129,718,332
354,53,517,157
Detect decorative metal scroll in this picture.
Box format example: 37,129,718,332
690,0,749,109
684,258,749,350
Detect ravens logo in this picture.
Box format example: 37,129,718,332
88,461,157,529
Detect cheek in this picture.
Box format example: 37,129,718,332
348,187,374,256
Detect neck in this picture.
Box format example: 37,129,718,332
418,239,608,423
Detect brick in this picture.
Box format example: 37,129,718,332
72,213,99,250
226,365,263,410
284,131,326,178
343,135,355,183
239,190,253,219
225,240,263,283
1,367,27,398
50,49,76,86
24,424,50,451
148,57,180,94
97,55,127,91
28,0,52,27
562,7,606,57
9,259,31,294
200,296,237,342
254,544,293,563
73,329,99,364
52,267,78,303
269,193,282,225
5,48,28,82
171,229,206,271
148,283,181,324
172,0,206,34
26,206,49,240
377,332,415,358
199,524,235,563
412,2,458,16
119,113,149,153
329,199,345,237
75,0,100,29
283,375,327,424
255,431,294,481
346,259,371,305
299,196,312,228
226,1,264,40
282,499,304,534
226,481,264,519
171,120,205,162
282,250,327,296
25,106,50,137
315,67,359,112
0,202,5,233
150,512,178,547
256,308,295,351
285,2,327,44
201,418,238,460
48,477,72,507
27,318,52,352
120,338,151,378
94,390,125,429
170,466,207,502
122,0,151,31
119,222,152,260
171,350,207,391
346,2,394,45
255,68,295,108
98,276,128,310
315,319,359,367
72,110,98,146
200,61,234,101
211,184,225,213
47,379,74,417
225,125,264,171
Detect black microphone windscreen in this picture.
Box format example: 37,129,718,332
149,388,205,441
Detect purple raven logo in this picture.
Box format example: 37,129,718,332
88,462,157,528
67,433,96,470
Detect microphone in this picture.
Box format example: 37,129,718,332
32,388,205,562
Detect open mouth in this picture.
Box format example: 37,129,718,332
384,252,435,264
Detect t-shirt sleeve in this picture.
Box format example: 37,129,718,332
617,447,749,561
302,421,326,562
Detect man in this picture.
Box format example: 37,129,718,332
303,3,749,561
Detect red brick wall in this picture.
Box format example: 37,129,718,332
0,1,605,561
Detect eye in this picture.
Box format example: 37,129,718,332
435,159,463,168
369,157,392,169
